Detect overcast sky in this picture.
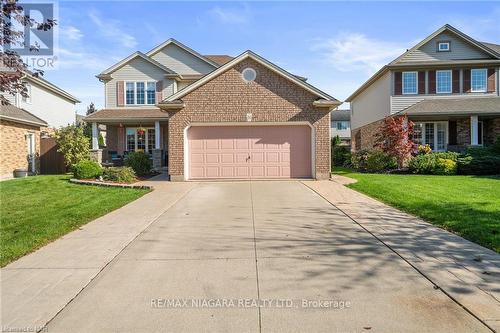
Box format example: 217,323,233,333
40,1,500,114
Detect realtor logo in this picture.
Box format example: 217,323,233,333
3,2,58,69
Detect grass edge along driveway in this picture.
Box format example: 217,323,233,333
0,175,149,267
333,168,500,253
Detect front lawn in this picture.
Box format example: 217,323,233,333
0,175,149,267
333,168,500,252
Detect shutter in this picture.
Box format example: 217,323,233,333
156,80,163,103
418,71,425,94
394,72,402,95
452,69,460,93
116,81,124,106
428,70,436,94
463,69,471,92
487,68,496,92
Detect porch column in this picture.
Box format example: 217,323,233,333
155,121,161,149
90,122,102,164
91,122,99,150
152,121,162,170
470,115,479,146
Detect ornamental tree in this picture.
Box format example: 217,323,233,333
375,115,415,168
55,125,90,168
1,0,56,102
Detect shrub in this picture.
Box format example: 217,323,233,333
56,125,90,168
365,151,397,173
103,167,136,183
351,150,396,173
409,152,459,175
73,160,102,179
457,150,500,175
434,158,457,175
124,151,152,176
418,144,432,155
332,145,351,167
492,135,500,153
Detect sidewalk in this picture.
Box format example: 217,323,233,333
0,179,194,331
305,180,500,332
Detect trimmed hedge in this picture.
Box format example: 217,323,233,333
124,151,152,176
73,160,102,179
103,167,137,184
457,147,500,175
351,150,396,173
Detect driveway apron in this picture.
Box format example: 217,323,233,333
45,181,490,333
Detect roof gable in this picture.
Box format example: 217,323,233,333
392,25,500,64
146,39,219,71
98,52,176,78
162,51,338,103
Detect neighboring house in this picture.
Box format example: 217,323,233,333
347,24,500,152
0,101,48,179
1,74,80,128
331,109,351,146
86,39,340,180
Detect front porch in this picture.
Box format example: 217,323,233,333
410,115,500,152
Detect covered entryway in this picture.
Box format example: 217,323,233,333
187,125,312,179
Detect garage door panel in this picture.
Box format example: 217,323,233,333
188,125,311,179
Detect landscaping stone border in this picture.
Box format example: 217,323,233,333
69,178,153,190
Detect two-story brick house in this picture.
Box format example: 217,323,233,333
86,39,340,181
347,24,500,152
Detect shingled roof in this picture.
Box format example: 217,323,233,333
399,97,500,116
0,103,48,127
84,108,168,122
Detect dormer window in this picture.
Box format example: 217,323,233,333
437,41,450,52
125,81,156,105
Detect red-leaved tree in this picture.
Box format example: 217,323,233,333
1,0,56,103
375,115,415,168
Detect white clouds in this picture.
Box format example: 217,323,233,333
59,25,83,41
208,5,251,24
313,33,407,74
56,47,120,71
88,10,137,48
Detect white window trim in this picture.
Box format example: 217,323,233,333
437,42,450,52
470,68,488,93
436,70,452,94
124,81,156,105
125,127,155,152
415,121,448,152
402,71,418,95
22,83,32,104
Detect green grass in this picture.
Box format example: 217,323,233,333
333,167,500,252
0,175,149,267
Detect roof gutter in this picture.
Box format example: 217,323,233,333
0,115,47,127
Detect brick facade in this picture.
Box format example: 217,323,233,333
0,119,41,179
351,119,384,151
456,118,471,146
484,118,500,145
166,58,331,180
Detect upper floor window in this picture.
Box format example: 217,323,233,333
436,70,452,94
437,41,450,52
402,72,417,95
22,83,32,103
125,81,156,105
471,69,487,92
333,121,350,130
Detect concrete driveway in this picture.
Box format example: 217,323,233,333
38,181,490,333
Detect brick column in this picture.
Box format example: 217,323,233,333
152,149,162,170
90,149,102,164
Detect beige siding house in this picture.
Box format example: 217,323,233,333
87,39,340,181
347,24,500,152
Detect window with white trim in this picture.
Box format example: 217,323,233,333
414,122,448,151
437,41,450,52
436,70,452,94
125,127,155,153
333,121,350,130
471,69,487,92
402,72,417,95
22,83,32,103
125,81,156,105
